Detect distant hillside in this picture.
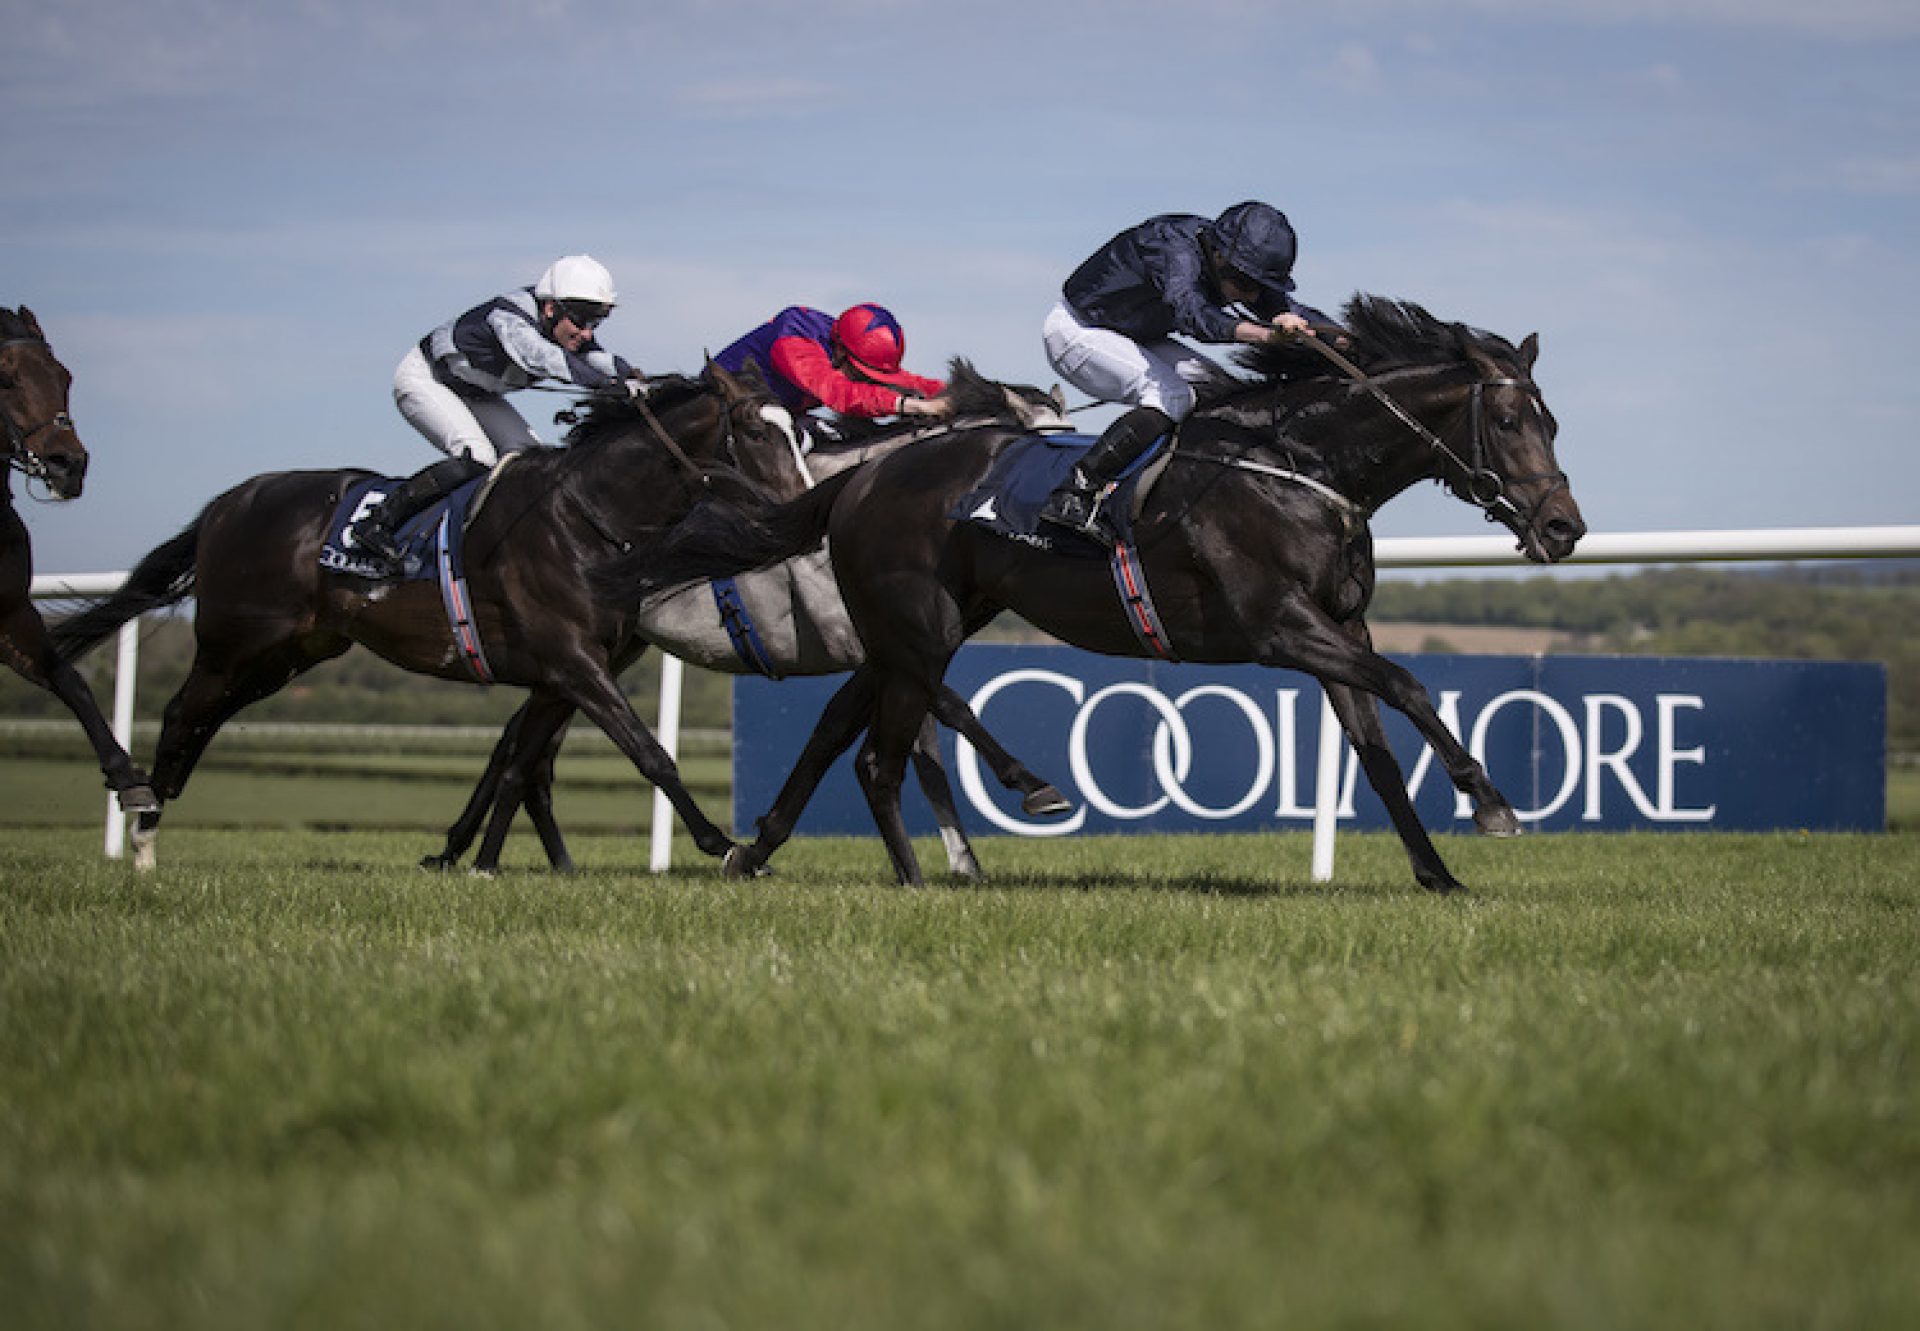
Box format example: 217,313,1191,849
1371,562,1919,750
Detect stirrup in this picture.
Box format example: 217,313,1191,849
1038,489,1095,530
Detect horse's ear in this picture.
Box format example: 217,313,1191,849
1050,384,1066,413
20,307,42,337
704,354,744,400
1518,333,1539,373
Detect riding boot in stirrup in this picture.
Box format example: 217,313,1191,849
353,456,488,574
1037,405,1174,546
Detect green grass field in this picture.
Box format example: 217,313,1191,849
3,797,1917,1328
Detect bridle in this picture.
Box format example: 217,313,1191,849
1295,334,1569,537
0,335,77,483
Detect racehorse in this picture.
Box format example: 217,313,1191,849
597,297,1587,893
0,306,156,811
51,366,804,870
423,364,1071,876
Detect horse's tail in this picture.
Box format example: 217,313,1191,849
52,512,205,663
591,467,858,612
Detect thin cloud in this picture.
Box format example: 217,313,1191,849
672,77,842,119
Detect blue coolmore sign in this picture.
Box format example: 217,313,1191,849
732,647,1886,837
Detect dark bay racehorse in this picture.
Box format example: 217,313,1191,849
425,365,1071,876
0,306,156,811
600,297,1587,893
52,368,802,870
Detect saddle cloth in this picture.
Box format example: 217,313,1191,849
319,475,485,582
950,431,1168,557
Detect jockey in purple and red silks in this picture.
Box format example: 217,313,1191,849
714,304,953,437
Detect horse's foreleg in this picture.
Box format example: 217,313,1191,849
473,703,575,874
903,714,982,880
725,667,881,879
0,600,154,810
1329,622,1516,837
425,701,528,870
520,726,574,873
561,664,735,861
1322,679,1464,895
926,683,1069,818
1270,608,1515,830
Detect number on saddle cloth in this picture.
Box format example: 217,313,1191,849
321,474,487,581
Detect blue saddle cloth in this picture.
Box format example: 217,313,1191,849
319,476,485,582
950,431,1165,556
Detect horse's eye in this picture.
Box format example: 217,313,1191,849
1498,413,1520,432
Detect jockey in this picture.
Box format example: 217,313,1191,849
356,255,642,570
1037,201,1341,543
713,303,954,443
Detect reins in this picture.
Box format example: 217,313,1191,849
1287,332,1561,532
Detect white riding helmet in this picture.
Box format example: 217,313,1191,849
533,255,618,308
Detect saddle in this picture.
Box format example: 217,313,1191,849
951,430,1174,558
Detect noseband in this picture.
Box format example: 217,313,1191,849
0,335,76,482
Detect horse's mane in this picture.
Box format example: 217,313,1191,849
1206,294,1523,404
560,372,714,449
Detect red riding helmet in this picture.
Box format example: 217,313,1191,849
832,303,908,374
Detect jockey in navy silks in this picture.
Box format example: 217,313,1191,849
1037,201,1341,543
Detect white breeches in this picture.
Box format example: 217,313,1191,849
1040,300,1230,423
392,345,542,466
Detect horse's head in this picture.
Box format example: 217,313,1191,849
702,357,813,502
946,359,1073,431
1236,297,1586,563
0,306,88,500
1446,327,1585,563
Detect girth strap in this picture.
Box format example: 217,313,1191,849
435,509,495,684
711,576,780,678
1110,539,1176,661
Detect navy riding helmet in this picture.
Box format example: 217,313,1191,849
1209,201,1298,299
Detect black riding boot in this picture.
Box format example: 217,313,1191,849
1037,405,1174,544
354,456,489,571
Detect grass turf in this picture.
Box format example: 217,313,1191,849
2,825,1915,1330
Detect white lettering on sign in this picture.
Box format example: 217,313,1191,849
953,671,1718,834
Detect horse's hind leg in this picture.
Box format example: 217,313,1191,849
0,598,155,811
425,703,524,870
426,697,576,874
134,635,350,870
902,714,983,880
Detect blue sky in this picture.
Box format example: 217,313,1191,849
6,0,1917,574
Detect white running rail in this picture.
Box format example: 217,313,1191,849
29,523,1920,868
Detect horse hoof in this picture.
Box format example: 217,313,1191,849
1022,785,1073,818
116,784,160,813
419,854,454,872
1474,805,1523,838
722,845,769,879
